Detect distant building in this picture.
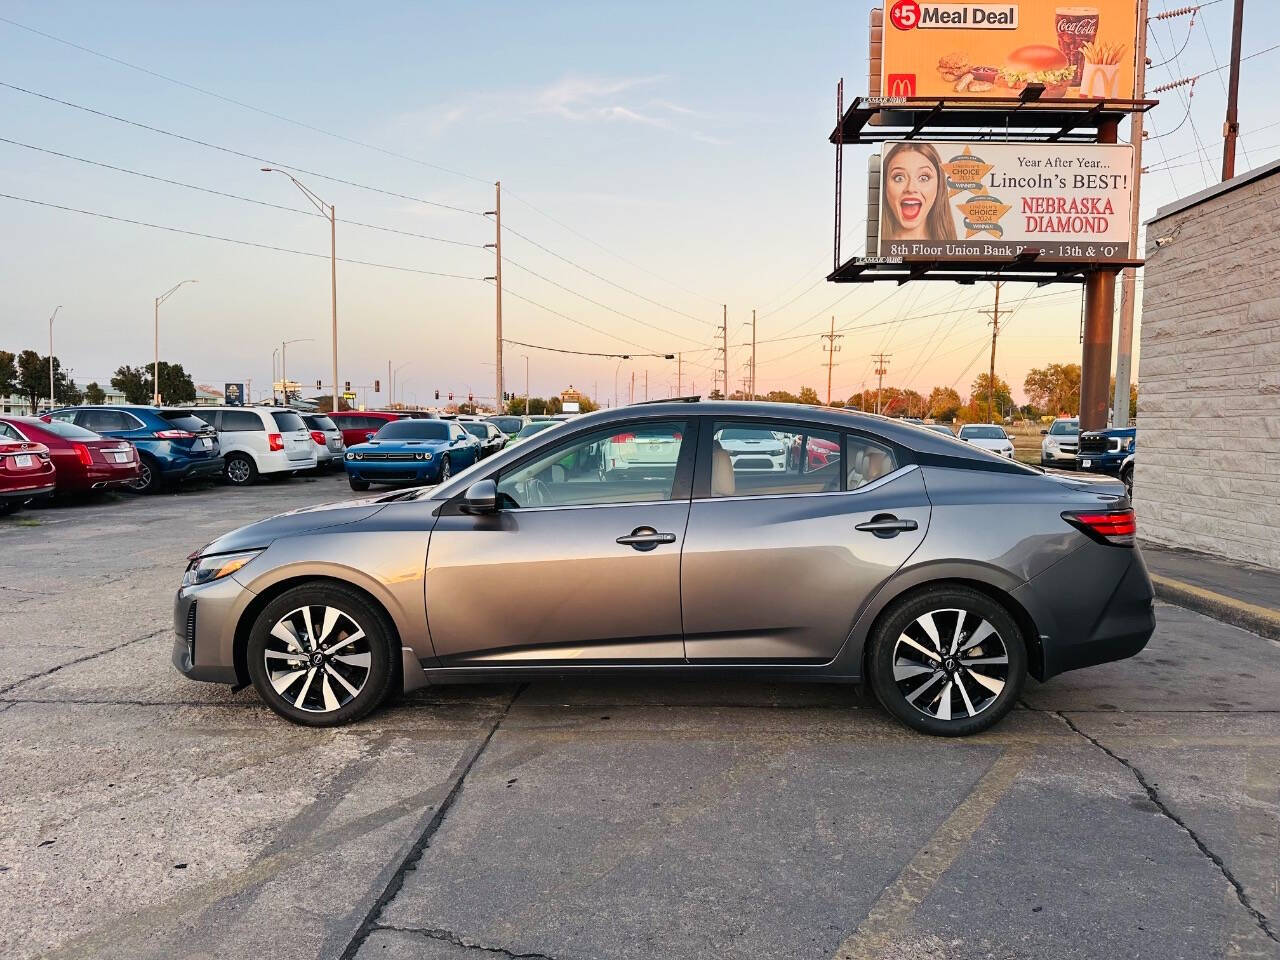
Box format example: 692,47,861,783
1135,159,1280,570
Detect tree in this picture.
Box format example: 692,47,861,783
312,394,353,413
766,389,801,405
797,386,821,405
1023,363,1081,417
111,365,150,404
16,350,80,413
111,361,196,404
84,381,106,404
927,386,962,422
968,373,1013,422
0,350,16,399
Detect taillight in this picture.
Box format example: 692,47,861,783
310,430,326,446
1062,508,1136,547
268,433,284,452
611,432,636,443
155,429,193,440
72,443,93,467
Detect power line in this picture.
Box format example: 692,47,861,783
0,135,486,248
0,192,484,280
501,338,675,360
499,285,673,355
0,80,486,216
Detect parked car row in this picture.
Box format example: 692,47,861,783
341,413,535,490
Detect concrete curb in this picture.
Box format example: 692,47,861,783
1151,574,1280,642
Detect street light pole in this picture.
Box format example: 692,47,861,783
153,280,197,404
262,169,338,413
280,338,312,405
523,354,530,417
394,361,413,406
47,305,61,412
271,348,280,405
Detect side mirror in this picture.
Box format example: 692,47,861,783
365,432,375,441
1040,429,1048,435
461,479,497,514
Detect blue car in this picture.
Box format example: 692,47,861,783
344,418,481,490
47,405,223,493
1076,426,1135,488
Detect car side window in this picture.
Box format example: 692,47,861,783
497,420,687,508
78,409,129,433
49,410,77,423
846,436,898,490
0,422,22,440
221,410,260,432
709,421,842,498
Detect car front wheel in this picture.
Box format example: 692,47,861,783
438,455,451,483
867,585,1027,737
246,584,396,727
348,476,370,491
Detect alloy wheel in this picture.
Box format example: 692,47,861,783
440,457,451,482
129,461,153,492
890,608,1010,721
226,457,252,484
263,605,372,713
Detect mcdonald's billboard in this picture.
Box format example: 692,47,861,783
879,1,1139,101
875,140,1135,261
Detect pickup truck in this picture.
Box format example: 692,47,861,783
1076,427,1135,495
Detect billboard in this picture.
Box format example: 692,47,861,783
223,382,245,406
875,140,1134,261
880,1,1138,101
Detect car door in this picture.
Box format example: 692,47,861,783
424,418,694,664
681,418,930,662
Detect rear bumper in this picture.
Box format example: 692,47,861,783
161,456,225,480
1015,542,1156,679
1,479,55,500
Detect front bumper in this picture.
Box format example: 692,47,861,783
172,574,253,685
1076,453,1126,473
1042,446,1077,463
345,461,444,484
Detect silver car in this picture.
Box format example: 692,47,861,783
173,401,1155,736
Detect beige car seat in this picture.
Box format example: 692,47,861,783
711,440,735,496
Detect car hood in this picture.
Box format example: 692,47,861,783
963,438,1011,449
199,494,392,554
348,439,450,453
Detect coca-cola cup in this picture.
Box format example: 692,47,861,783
1056,7,1099,86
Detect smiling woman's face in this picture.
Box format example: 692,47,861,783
886,150,940,232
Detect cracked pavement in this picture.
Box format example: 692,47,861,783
2,474,1277,960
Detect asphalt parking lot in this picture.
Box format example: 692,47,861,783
1,475,1277,960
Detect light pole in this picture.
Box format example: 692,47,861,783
153,280,197,404
394,361,413,406
47,305,61,412
613,356,630,408
262,169,338,414
280,338,312,405
271,348,280,404
522,354,530,418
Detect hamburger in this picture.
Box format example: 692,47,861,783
998,45,1075,97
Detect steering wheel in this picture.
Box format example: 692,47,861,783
523,477,552,507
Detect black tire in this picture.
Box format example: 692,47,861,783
224,453,258,486
246,583,397,727
127,455,161,494
348,476,370,491
0,499,24,516
1121,465,1134,498
867,585,1027,737
438,455,451,483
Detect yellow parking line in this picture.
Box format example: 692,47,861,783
833,745,1031,960
1151,574,1280,638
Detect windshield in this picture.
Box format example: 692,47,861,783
488,417,523,433
305,415,337,431
961,426,1007,440
1050,420,1079,436
463,423,489,438
718,428,774,442
517,422,555,438
375,420,450,441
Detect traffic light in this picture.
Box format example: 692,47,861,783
344,381,351,393
468,392,474,404
448,392,453,401
434,389,440,400
315,379,322,390
374,379,381,392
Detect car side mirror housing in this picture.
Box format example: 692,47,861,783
461,479,498,514
1040,429,1048,435
365,432,375,441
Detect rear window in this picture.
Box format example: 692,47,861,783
160,412,214,432
271,411,306,432
489,417,523,433
375,420,450,440
38,419,100,440
305,415,336,431
221,410,262,432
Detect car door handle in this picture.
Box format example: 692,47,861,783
616,527,677,551
855,515,918,537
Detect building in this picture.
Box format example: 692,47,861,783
1134,159,1280,570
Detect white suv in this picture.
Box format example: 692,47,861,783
183,407,317,485
1040,417,1079,467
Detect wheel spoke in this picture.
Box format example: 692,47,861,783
293,667,318,708
325,663,361,698
949,610,965,655
893,661,937,682
317,607,342,647
962,655,1009,666
270,668,307,696
965,668,1005,696
905,670,945,705
302,608,320,649
324,629,365,655
270,620,306,653
935,681,953,721
265,650,307,663
898,633,941,663
916,611,942,652
959,620,997,653
332,651,371,669
955,673,979,717
320,673,339,712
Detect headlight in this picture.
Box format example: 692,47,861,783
1126,439,1135,452
355,452,363,460
182,550,261,587
421,452,433,461
345,452,355,460
414,452,425,460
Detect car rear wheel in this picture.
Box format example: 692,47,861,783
246,584,396,727
867,585,1027,737
224,453,258,486
127,455,160,494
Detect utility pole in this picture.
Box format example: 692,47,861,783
751,308,757,400
485,182,504,418
676,353,682,395
821,316,843,405
872,354,891,415
1222,0,1245,180
47,306,61,412
629,370,635,405
1113,0,1148,431
721,304,729,400
980,281,1004,424
388,360,392,406
644,368,649,401
1081,116,1120,431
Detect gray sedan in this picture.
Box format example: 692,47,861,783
173,401,1154,736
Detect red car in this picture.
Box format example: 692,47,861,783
0,416,140,494
330,411,434,450
0,438,56,514
787,433,842,471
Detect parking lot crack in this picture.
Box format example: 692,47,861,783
376,924,565,959
1053,710,1279,945
337,684,527,960
0,629,166,696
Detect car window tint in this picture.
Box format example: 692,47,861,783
376,420,450,440
497,421,686,508
847,436,898,490
37,419,99,439
0,422,22,440
78,409,130,432
709,421,842,498
489,417,522,433
49,410,77,423
306,415,336,431
960,425,1006,439
160,412,212,432
220,410,261,432
271,411,306,432
463,422,487,437
1049,420,1078,436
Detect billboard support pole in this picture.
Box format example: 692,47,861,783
1112,0,1148,431
1080,115,1121,432
834,79,844,273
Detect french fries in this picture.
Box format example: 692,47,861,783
1081,40,1126,65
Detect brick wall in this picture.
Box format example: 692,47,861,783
1134,167,1280,569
